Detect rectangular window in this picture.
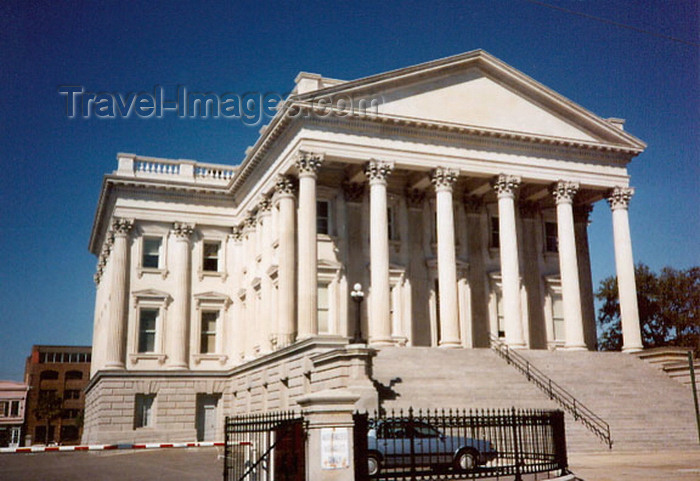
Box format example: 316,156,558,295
142,237,162,268
545,222,558,253
203,241,220,272
10,400,20,416
317,284,330,333
317,200,330,235
496,291,505,338
138,308,158,353
0,401,7,417
491,216,500,249
552,295,565,341
134,394,155,429
200,311,218,354
387,206,397,241
64,390,80,400
39,390,56,400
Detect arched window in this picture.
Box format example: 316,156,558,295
65,371,83,381
40,370,59,381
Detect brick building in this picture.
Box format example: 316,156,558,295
24,345,91,445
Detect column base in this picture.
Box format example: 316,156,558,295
369,337,394,348
622,345,644,353
438,340,461,349
563,344,588,351
506,342,527,350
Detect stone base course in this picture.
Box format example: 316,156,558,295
82,338,377,445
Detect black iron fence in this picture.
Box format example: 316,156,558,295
224,411,306,481
490,334,613,448
354,407,568,481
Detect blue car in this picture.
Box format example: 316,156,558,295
367,419,497,476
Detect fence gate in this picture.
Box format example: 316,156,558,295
224,411,306,481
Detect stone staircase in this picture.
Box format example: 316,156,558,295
370,347,699,453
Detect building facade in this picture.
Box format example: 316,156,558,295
83,50,645,444
0,381,28,447
24,345,92,445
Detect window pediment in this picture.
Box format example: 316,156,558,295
132,289,172,307
194,291,232,310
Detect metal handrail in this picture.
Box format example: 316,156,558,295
490,335,613,449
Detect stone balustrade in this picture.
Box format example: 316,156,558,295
116,153,236,185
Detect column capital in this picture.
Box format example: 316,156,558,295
111,217,134,237
296,151,324,178
342,181,365,203
364,159,394,185
274,175,296,198
230,225,244,243
492,174,522,199
244,212,257,231
552,180,580,205
607,186,634,210
257,196,272,216
431,167,459,192
171,222,195,240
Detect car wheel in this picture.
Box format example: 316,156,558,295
454,449,477,472
368,453,381,476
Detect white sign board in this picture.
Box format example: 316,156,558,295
320,427,350,470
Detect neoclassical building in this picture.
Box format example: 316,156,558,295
83,50,645,444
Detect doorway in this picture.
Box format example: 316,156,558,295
196,394,220,442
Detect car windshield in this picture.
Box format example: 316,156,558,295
411,423,441,438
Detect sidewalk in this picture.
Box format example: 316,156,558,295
569,448,700,481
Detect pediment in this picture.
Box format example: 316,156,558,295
193,291,231,302
132,289,171,300
377,68,600,141
194,291,232,309
295,50,644,150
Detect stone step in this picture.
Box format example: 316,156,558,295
371,347,699,453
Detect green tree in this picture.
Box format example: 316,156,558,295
33,395,64,445
596,264,699,355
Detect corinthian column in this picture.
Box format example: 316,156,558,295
432,167,461,348
365,159,394,346
168,222,194,369
104,218,133,370
552,181,586,350
493,174,525,348
276,176,296,347
608,187,643,352
296,151,323,339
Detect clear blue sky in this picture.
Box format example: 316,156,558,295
0,1,697,381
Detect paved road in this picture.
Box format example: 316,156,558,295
0,447,223,481
569,449,700,481
2,446,699,481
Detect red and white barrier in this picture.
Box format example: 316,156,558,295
0,441,225,454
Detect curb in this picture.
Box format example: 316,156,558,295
0,441,225,454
